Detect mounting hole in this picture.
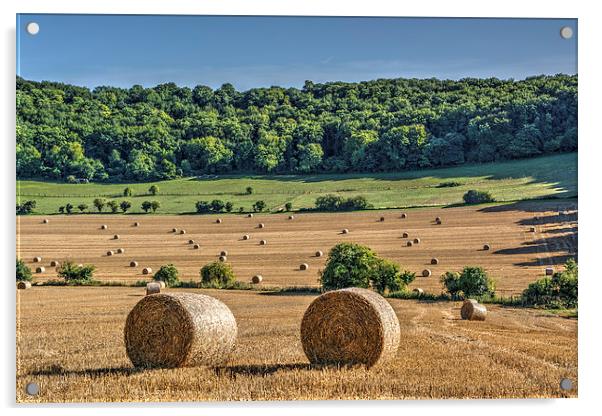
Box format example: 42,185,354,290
560,26,573,40
560,378,573,391
25,382,39,396
26,22,40,35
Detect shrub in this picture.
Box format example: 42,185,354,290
16,200,36,215
123,187,133,197
437,181,462,188
252,200,266,212
225,201,233,212
93,198,106,212
441,266,495,299
153,264,180,287
66,175,77,184
200,261,236,288
463,190,495,204
77,203,88,213
65,203,74,214
320,243,409,294
57,261,95,283
315,194,373,211
522,259,578,308
246,186,253,195
120,200,132,213
195,201,211,213
16,259,32,282
141,201,152,213
210,199,225,212
58,206,65,214
148,185,159,196
107,200,119,213
285,202,293,211
150,200,161,212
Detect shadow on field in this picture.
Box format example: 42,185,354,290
214,363,324,378
30,365,143,378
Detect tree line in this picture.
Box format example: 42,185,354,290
17,74,577,181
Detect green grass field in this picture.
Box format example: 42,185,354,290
17,153,577,215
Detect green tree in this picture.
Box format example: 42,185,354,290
522,259,577,308
77,203,88,213
65,203,74,214
200,261,236,288
285,202,293,211
153,264,180,287
16,259,32,282
148,185,159,196
120,200,132,213
93,198,106,212
210,199,225,212
225,201,233,212
195,201,211,213
123,187,133,197
252,200,266,212
57,261,95,283
246,186,253,195
150,200,161,213
141,200,152,213
463,190,495,204
441,266,496,299
107,200,119,213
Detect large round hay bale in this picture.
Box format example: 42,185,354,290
130,261,138,267
124,293,237,368
101,224,108,230
188,239,195,244
300,263,309,271
142,267,152,275
315,250,323,257
341,228,349,234
259,239,267,245
247,213,253,218
460,299,487,321
251,275,263,284
216,218,223,224
300,287,400,368
117,248,125,254
412,287,424,295
288,215,295,220
107,250,114,256
402,232,409,238
406,241,413,247
219,255,227,262
430,258,439,265
242,234,250,240
545,267,554,276
42,218,49,224
33,256,42,263
180,229,186,235
413,238,421,244
50,260,59,267
35,266,45,273
483,244,491,251
422,269,432,277
258,223,265,228
17,281,32,290
113,235,120,240
400,213,407,219
220,250,228,257
146,282,161,295
193,244,200,249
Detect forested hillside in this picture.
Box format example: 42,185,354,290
16,75,577,182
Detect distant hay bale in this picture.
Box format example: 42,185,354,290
117,248,125,254
50,260,59,267
422,269,432,277
17,281,32,289
530,226,536,232
42,219,49,224
134,222,140,227
413,288,424,295
260,240,267,245
188,239,195,244
460,299,487,321
77,264,84,268
402,232,409,238
180,230,186,235
156,281,166,288
172,228,178,233
113,235,120,240
431,258,439,265
258,223,265,228
146,282,161,295
483,244,491,251
124,293,237,368
379,216,385,222
435,217,442,225
130,261,138,267
300,263,309,271
413,238,421,244
219,255,227,262
406,241,413,247
288,215,295,220
216,218,223,224
107,250,114,256
300,287,400,368
33,257,42,263
101,224,108,230
35,266,45,273
242,234,250,240
315,250,323,257
142,267,152,275
193,244,200,249
251,275,263,284
247,213,253,218
341,228,349,234
545,267,554,276
400,213,407,219
220,250,228,256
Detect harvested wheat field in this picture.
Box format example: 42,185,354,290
16,286,577,402
16,200,577,295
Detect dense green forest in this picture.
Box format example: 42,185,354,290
16,74,577,182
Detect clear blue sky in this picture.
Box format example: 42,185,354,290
17,15,577,90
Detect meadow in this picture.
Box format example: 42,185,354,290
17,153,577,215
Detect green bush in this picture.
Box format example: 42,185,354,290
200,261,236,288
246,186,253,195
315,194,373,211
153,264,180,287
57,261,95,283
77,203,88,212
437,181,462,188
148,185,159,196
462,190,495,204
16,200,36,215
441,266,495,299
196,201,211,213
210,199,225,212
522,259,577,308
320,243,411,294
16,259,32,282
285,202,293,211
252,200,266,212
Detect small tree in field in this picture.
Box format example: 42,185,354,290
225,201,233,212
153,264,180,287
141,201,152,213
93,198,106,212
441,266,495,299
123,187,133,197
150,200,161,213
463,190,495,205
148,185,159,196
77,203,88,213
58,206,65,214
16,259,32,282
65,203,74,214
252,200,266,212
210,199,225,212
57,261,95,284
285,202,293,211
107,200,119,213
246,186,253,195
200,261,236,288
120,200,132,213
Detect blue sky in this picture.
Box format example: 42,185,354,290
17,15,577,90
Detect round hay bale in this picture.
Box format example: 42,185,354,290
107,250,114,256
180,229,186,235
379,216,385,222
33,256,42,263
17,281,32,290
220,250,228,257
402,232,409,238
422,269,432,277
288,215,295,220
315,250,323,257
113,235,120,240
124,293,237,368
172,228,178,233
142,267,152,275
431,258,439,265
130,261,138,267
300,263,309,271
247,213,253,218
42,219,49,224
413,288,424,295
219,255,227,262
242,234,250,240
193,244,200,249
134,222,140,227
300,287,400,368
259,240,267,245
545,267,554,276
146,282,161,296
460,299,487,321
400,213,407,219
435,218,442,225
341,229,349,234
101,224,108,230
188,239,195,244
413,238,421,244
251,275,263,284
406,241,413,247
35,266,45,273
216,218,223,224
530,226,536,232
156,280,166,288
117,248,125,254
77,264,84,268
50,260,59,267
258,223,265,229
483,244,490,251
